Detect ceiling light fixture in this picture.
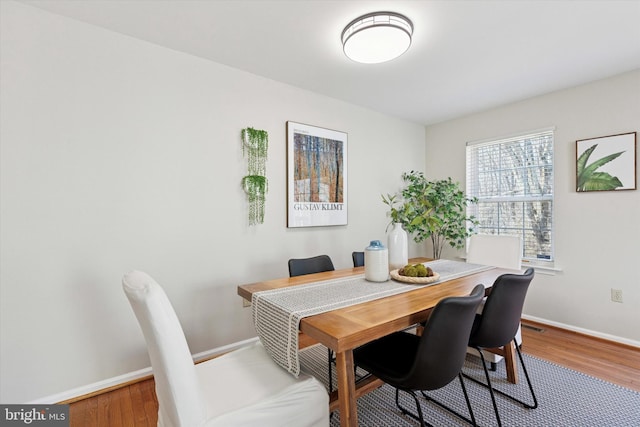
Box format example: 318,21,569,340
341,12,413,64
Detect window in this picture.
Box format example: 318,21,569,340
466,129,554,261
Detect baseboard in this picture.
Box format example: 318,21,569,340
522,315,640,349
191,337,259,363
28,337,259,404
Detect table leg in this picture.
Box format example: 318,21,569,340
335,349,358,427
504,341,519,384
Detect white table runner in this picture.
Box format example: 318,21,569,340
252,259,493,376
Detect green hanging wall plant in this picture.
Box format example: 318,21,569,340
241,128,268,225
242,175,268,225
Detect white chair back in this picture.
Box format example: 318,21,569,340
467,234,522,270
123,271,206,427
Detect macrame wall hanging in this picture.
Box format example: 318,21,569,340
241,127,268,225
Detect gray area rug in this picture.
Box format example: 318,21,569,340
299,344,640,426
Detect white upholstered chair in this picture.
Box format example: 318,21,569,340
466,234,524,369
123,270,329,427
467,234,523,271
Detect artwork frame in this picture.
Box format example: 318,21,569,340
576,132,636,192
286,121,347,227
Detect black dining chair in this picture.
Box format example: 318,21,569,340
465,268,537,427
352,251,364,267
353,285,485,427
288,255,334,278
288,255,337,392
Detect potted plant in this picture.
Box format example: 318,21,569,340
382,171,478,259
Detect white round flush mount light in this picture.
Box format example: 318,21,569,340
341,12,413,64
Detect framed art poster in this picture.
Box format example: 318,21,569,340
576,132,636,192
286,121,347,227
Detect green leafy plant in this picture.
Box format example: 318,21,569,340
242,175,268,225
241,127,268,225
382,171,478,259
577,144,625,191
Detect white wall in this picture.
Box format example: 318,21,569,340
424,70,640,344
0,2,426,403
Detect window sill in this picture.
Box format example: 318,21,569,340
458,256,562,275
521,260,562,275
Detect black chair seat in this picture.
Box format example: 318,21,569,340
354,332,418,383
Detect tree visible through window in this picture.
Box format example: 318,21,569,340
466,129,554,260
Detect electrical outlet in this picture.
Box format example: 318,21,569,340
611,288,623,303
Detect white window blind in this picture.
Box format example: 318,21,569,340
466,129,554,260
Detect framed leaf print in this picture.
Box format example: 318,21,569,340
576,132,636,192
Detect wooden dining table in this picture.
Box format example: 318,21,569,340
237,257,518,427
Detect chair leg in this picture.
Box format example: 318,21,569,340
458,373,478,427
475,347,503,427
465,342,538,408
419,375,477,426
464,341,539,427
395,388,428,427
513,340,538,409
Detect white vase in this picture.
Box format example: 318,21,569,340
387,223,408,270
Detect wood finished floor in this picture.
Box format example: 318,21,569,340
67,320,640,427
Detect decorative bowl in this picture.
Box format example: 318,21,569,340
389,269,440,284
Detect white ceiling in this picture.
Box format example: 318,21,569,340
19,0,640,125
